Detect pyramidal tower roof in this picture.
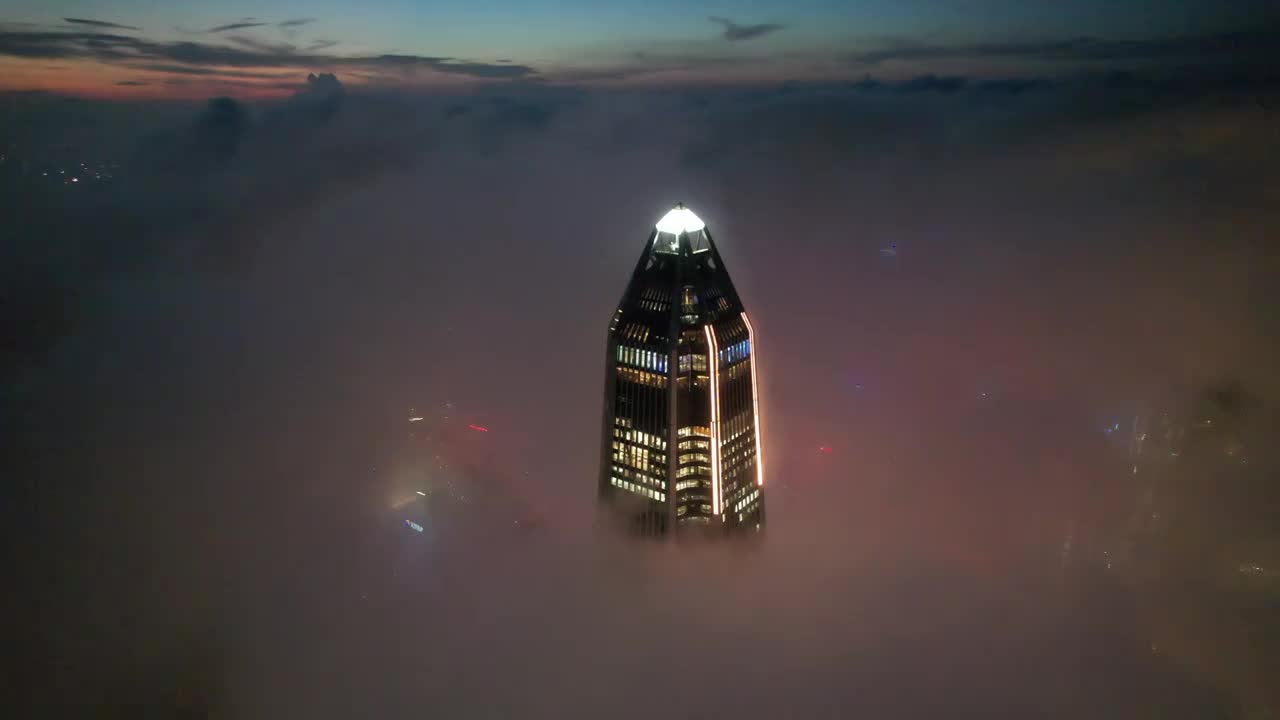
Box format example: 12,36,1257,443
655,203,705,235
652,203,713,254
619,201,744,323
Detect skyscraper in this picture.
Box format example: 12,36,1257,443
599,204,766,538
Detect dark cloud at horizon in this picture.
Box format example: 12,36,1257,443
227,34,298,55
846,29,1280,66
708,16,786,41
3,45,1280,719
204,20,269,34
0,27,538,81
62,17,140,31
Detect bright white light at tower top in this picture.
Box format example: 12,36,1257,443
655,205,705,235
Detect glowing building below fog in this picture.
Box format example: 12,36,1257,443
599,204,765,537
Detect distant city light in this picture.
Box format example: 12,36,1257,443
819,446,833,454
416,491,426,496
468,424,489,432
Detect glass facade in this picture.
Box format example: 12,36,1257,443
598,205,766,538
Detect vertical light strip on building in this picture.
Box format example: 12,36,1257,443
741,312,764,488
703,324,722,516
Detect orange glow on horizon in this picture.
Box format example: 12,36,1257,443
0,57,308,100
741,312,764,488
0,56,481,101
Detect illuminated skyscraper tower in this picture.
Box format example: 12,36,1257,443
599,204,766,537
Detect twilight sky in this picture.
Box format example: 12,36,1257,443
2,0,1278,97
4,1,1280,718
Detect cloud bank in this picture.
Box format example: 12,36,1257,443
4,55,1279,718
